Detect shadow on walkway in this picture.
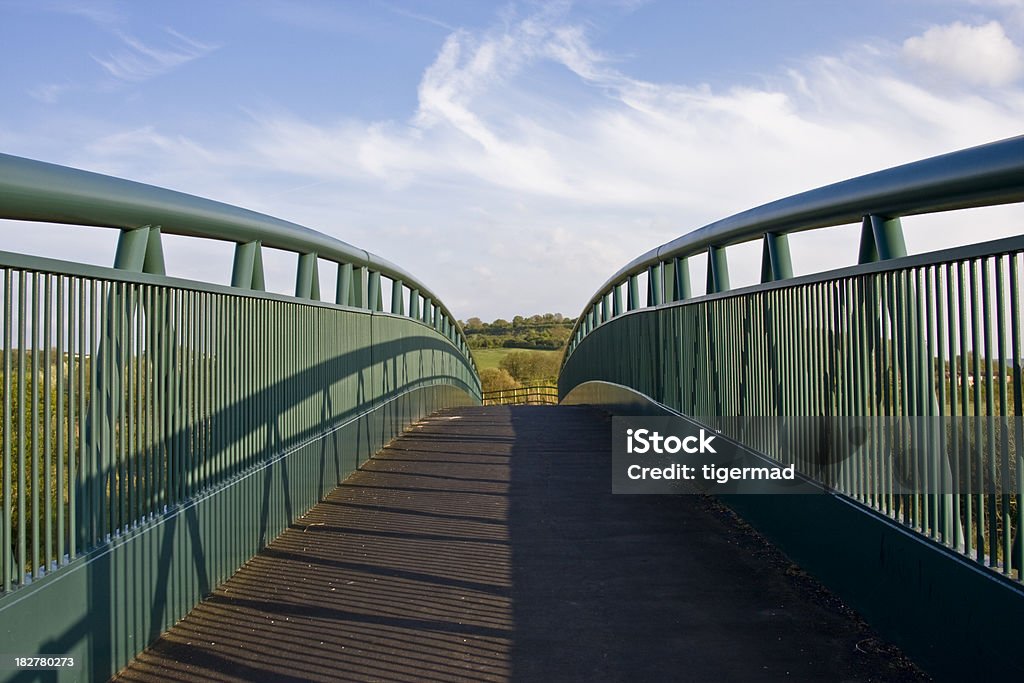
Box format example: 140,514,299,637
113,406,928,682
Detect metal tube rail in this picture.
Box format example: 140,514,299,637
565,134,1024,361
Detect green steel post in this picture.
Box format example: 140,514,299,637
391,279,404,315
872,215,907,261
352,265,367,308
674,257,692,300
613,283,623,316
859,215,907,263
648,263,663,306
707,245,730,294
232,241,266,290
761,233,794,283
336,262,352,306
628,275,640,311
368,271,382,312
114,226,166,275
295,252,320,300
663,260,676,302
409,288,420,319
114,227,149,271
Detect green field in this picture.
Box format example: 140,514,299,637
471,347,562,372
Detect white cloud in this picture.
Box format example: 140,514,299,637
903,20,1023,87
93,27,219,82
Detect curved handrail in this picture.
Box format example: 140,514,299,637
0,152,473,366
565,134,1024,361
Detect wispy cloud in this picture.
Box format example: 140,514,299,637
40,0,124,28
93,27,218,82
382,2,457,32
242,11,1024,206
28,82,75,103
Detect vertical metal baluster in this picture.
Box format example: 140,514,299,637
56,277,66,565
924,266,937,539
958,262,971,557
205,292,213,488
970,260,983,561
983,257,998,568
2,269,11,591
17,270,27,584
1009,253,1024,578
885,270,897,517
854,277,867,503
996,256,1010,574
913,267,924,532
133,283,142,524
118,281,128,533
104,280,114,539
155,286,165,514
934,265,951,545
30,272,40,577
946,262,961,552
96,280,106,537
143,285,152,517
185,289,193,499
983,257,998,565
72,278,83,556
172,289,182,505
895,269,909,526
44,274,53,571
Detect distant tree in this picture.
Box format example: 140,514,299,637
500,350,560,382
480,367,519,392
463,313,575,350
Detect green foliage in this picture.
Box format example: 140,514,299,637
479,367,519,393
499,350,560,383
462,313,575,351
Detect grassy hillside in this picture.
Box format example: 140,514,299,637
473,347,561,372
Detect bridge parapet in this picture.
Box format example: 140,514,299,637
561,135,1024,680
0,154,480,681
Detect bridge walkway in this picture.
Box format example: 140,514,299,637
114,406,925,682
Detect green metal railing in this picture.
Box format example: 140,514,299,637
561,135,1024,579
481,383,559,405
0,154,480,680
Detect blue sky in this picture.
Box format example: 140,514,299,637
2,0,1023,320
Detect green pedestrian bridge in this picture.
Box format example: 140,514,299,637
1,136,1023,681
